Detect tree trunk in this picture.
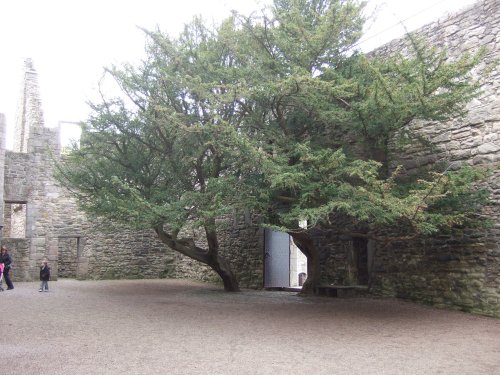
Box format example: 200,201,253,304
207,255,240,292
155,225,240,292
289,231,320,295
205,226,240,292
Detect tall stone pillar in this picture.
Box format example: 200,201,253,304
13,58,45,153
10,58,56,280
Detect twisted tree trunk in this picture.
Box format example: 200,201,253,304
205,226,240,292
155,225,240,292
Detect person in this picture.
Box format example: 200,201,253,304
0,246,14,290
0,260,4,291
39,260,50,292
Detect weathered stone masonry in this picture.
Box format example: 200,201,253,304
318,0,500,316
377,0,499,317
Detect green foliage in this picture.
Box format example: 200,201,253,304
231,1,490,237
347,39,485,153
261,139,490,235
55,0,491,249
55,18,265,237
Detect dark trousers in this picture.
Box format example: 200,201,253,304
3,267,14,289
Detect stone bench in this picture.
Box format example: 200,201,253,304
313,285,368,298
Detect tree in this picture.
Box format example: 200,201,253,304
231,0,490,292
56,0,490,294
55,18,263,292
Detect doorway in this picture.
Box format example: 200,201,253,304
352,237,369,285
264,229,307,289
57,236,81,278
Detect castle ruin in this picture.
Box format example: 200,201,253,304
0,0,498,316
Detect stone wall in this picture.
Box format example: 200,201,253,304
218,213,264,289
377,0,499,317
320,0,500,317
2,125,61,280
62,215,263,287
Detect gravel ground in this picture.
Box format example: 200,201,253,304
1,279,499,375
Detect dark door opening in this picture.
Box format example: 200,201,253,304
352,237,369,285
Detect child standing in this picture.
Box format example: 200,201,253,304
39,260,50,292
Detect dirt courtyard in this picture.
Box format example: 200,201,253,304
1,279,499,375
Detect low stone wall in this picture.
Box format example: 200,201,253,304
372,230,499,317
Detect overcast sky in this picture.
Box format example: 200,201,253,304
0,0,476,148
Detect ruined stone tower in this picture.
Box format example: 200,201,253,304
0,59,62,280
13,58,45,153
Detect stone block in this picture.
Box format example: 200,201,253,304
433,132,452,143
446,141,462,150
478,142,500,154
450,150,471,160
31,237,46,247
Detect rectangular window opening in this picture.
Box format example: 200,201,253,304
4,201,27,239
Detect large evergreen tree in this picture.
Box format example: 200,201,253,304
232,0,489,292
55,18,263,292
56,0,490,293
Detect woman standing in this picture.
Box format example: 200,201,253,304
0,246,14,290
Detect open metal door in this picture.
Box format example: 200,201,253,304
264,229,290,288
